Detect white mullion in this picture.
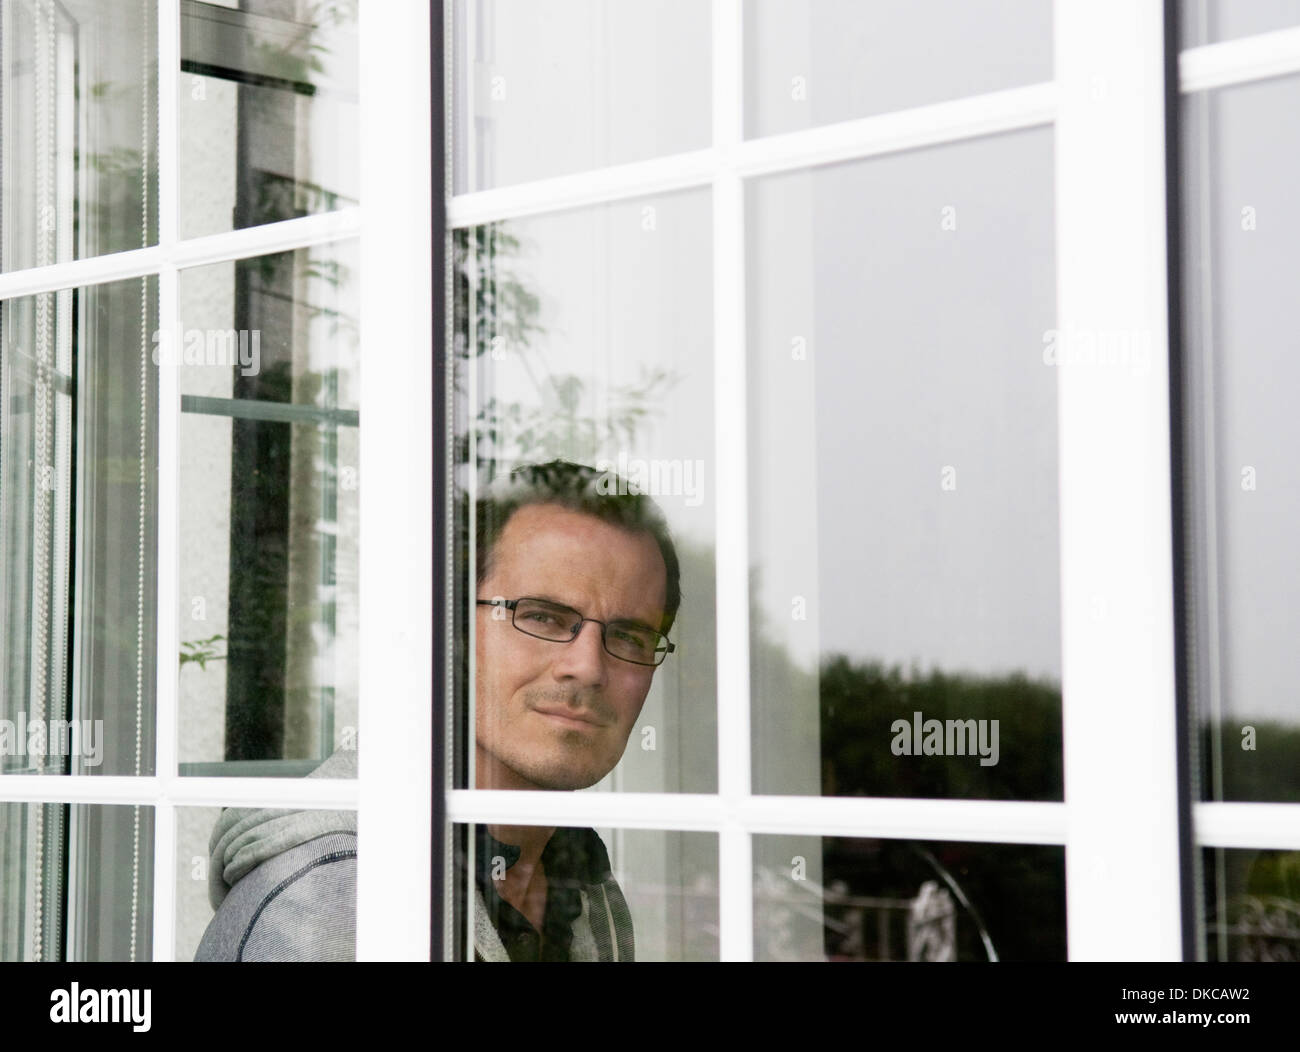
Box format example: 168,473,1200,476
0,209,361,302
448,789,1067,845
449,149,716,228
149,0,180,960
734,80,1055,179
0,775,358,809
357,0,433,962
1195,803,1300,851
447,83,1054,230
157,0,178,248
712,0,751,964
1055,0,1182,961
1180,25,1300,93
151,261,179,960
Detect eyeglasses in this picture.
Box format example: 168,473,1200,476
476,596,676,667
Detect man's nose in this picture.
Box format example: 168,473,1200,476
551,620,609,687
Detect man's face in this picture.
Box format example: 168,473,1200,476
475,502,668,791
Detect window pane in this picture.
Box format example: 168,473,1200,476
754,834,1065,961
1,0,158,269
748,128,1061,799
1181,76,1300,804
0,803,154,960
453,191,716,796
179,0,358,238
452,0,711,193
1203,847,1300,961
1,276,158,777
744,0,1052,141
182,797,357,961
1180,0,1300,47
175,240,359,774
453,824,717,961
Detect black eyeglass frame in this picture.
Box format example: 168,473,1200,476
475,596,676,667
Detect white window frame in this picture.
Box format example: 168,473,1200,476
443,0,1300,963
0,0,433,962
1,0,1298,965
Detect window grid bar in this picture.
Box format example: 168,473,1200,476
711,0,752,964
150,260,180,962
1180,25,1300,92
0,774,359,809
1194,803,1300,850
448,790,1068,844
1055,0,1183,961
356,0,434,962
447,83,1055,230
148,0,181,960
0,209,361,302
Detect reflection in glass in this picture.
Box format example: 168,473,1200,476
454,824,716,961
1180,0,1300,47
1203,848,1300,961
748,128,1061,799
1,0,158,269
451,0,710,193
1182,77,1300,803
754,835,1064,962
176,241,358,774
0,803,154,960
1,276,158,777
744,0,1051,140
180,0,358,238
452,193,716,795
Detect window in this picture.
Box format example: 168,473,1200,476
0,0,431,961
2,0,1297,965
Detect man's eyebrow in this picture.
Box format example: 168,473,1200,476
530,593,663,632
609,613,663,633
527,593,581,612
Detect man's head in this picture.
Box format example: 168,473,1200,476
473,461,681,791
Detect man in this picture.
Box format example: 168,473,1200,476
195,460,679,962
468,460,680,961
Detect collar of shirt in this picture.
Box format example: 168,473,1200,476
470,824,613,962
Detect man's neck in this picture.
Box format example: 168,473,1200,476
476,749,558,931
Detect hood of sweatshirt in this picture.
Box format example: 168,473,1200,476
207,746,358,910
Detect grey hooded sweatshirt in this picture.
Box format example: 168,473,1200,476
194,747,358,962
194,746,635,961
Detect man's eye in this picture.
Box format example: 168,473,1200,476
522,610,558,624
612,627,651,648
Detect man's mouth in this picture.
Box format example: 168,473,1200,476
532,705,606,729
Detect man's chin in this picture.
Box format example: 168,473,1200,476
513,766,603,792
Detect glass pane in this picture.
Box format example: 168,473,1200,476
453,824,717,961
744,0,1052,141
1180,0,1300,47
175,240,359,774
754,835,1065,961
1182,77,1300,803
1,276,158,777
180,0,359,238
452,0,711,193
1203,847,1300,961
453,191,715,796
1,0,157,269
748,128,1061,799
184,797,357,961
0,803,154,960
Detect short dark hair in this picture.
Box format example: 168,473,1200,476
475,460,682,635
